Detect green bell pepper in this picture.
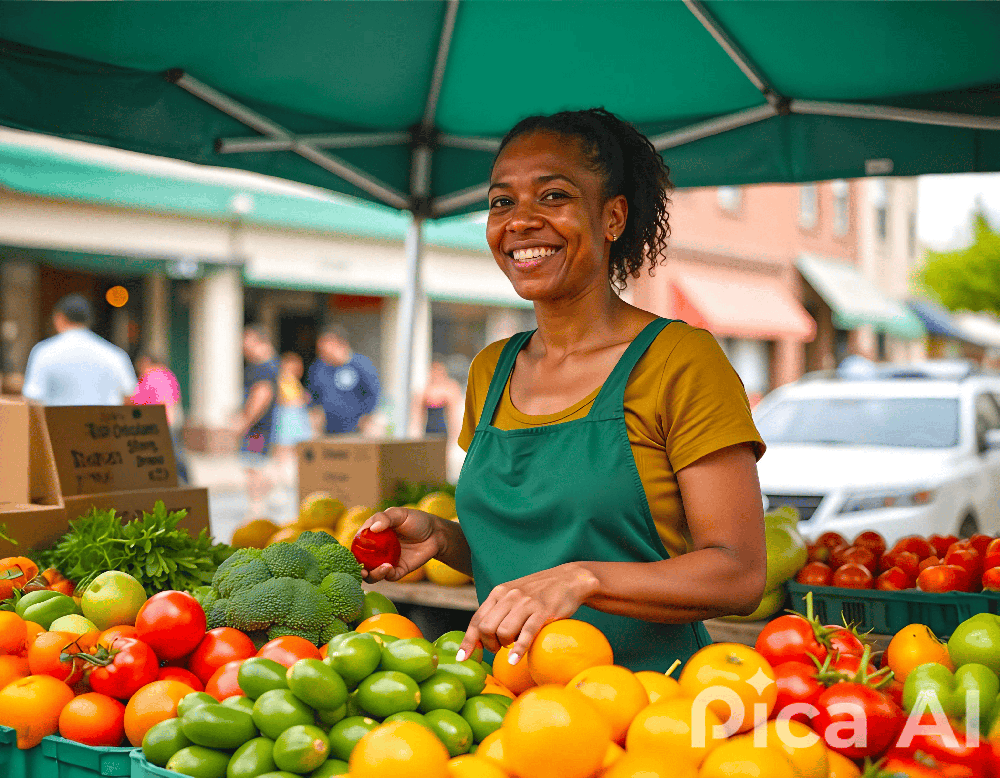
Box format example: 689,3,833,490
14,590,79,629
902,661,1000,727
948,614,1000,675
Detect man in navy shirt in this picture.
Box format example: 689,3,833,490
307,324,380,435
234,326,279,516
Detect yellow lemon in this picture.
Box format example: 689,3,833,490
231,518,280,549
417,492,456,519
298,493,346,529
425,558,473,586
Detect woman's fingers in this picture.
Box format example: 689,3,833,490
503,612,547,667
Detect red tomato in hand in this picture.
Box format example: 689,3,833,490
880,550,920,578
754,614,827,667
256,636,321,668
351,527,402,569
87,637,160,701
771,661,823,723
917,564,968,593
795,561,832,586
205,660,245,701
877,566,913,591
832,545,877,574
832,563,874,589
157,666,204,691
892,535,935,560
187,628,257,686
852,531,887,558
135,591,207,661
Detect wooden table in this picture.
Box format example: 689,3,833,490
363,581,894,651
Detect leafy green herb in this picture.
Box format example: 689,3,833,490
34,501,232,596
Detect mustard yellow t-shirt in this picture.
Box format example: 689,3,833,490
457,323,766,559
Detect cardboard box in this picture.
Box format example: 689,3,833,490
63,486,210,537
297,436,448,506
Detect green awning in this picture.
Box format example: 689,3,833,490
796,254,926,340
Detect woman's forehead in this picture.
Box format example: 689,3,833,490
492,131,592,180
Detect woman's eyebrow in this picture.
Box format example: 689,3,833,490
488,174,578,193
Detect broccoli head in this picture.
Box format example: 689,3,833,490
296,530,338,549
206,598,229,630
260,543,321,584
213,548,272,598
320,617,350,645
306,541,363,582
319,572,365,623
225,576,335,638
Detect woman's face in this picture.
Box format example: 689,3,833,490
487,130,625,303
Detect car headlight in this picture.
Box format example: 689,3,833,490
838,487,937,514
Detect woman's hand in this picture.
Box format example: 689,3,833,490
457,563,600,666
356,507,442,583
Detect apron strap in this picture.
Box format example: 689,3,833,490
589,318,678,419
476,329,536,430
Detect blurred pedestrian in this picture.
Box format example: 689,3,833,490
131,349,189,483
273,351,313,464
22,293,137,405
234,326,279,517
410,358,464,443
307,323,380,436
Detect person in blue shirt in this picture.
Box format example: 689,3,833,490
234,326,279,516
307,323,380,435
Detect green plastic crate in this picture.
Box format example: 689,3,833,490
787,580,1000,638
40,736,133,778
129,750,178,778
0,725,48,778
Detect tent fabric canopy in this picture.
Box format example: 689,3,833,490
796,254,926,340
1,1,999,217
907,298,966,340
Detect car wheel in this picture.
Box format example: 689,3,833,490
959,514,979,539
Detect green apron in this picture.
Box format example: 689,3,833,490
455,317,712,673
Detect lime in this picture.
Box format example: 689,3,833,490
309,759,351,778
142,718,192,767
227,738,277,778
327,716,379,762
379,637,439,682
434,631,483,664
316,703,347,728
239,657,289,699
461,695,507,743
480,660,493,676
324,633,382,687
254,773,299,778
424,709,474,757
437,659,487,697
359,591,397,621
273,724,330,774
252,689,316,740
480,693,513,710
222,696,256,715
165,746,230,778
355,671,421,718
418,672,467,713
384,711,432,728
177,692,217,719
371,632,399,647
288,658,349,710
345,690,372,719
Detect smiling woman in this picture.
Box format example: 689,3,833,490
360,108,768,673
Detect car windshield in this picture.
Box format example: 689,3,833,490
755,397,960,448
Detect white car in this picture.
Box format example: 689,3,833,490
753,362,1000,547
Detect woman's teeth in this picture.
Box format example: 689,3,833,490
512,247,558,261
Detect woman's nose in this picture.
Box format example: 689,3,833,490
505,200,544,231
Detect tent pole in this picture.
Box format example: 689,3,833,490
394,216,424,438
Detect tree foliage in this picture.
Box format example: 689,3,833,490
918,206,1000,316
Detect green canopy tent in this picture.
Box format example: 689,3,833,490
2,0,999,433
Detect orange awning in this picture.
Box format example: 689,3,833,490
670,265,816,342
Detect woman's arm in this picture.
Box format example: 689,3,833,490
458,443,766,659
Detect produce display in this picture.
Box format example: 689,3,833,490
797,529,1000,593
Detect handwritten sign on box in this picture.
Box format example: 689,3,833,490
44,405,178,497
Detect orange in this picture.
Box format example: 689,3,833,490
349,720,449,778
678,643,777,734
22,621,44,651
355,613,423,639
566,664,648,744
58,692,127,747
625,697,725,767
763,720,828,778
476,729,514,773
503,684,610,778
0,674,75,748
0,654,30,691
885,623,952,683
525,619,613,686
493,646,535,696
482,679,515,699
231,518,280,549
602,752,695,778
267,524,304,545
0,612,27,656
634,671,682,705
826,749,863,778
602,741,625,769
123,679,194,746
446,754,508,778
698,732,795,778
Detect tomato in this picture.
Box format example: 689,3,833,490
27,631,94,685
929,534,960,558
917,564,969,593
813,682,904,758
828,652,876,678
918,555,941,571
884,624,953,683
891,713,990,774
58,692,126,747
878,754,956,778
831,563,874,589
795,561,832,586
893,536,935,560
86,637,160,700
807,544,831,564
877,566,914,590
754,614,827,668
817,532,848,550
944,546,983,588
770,661,823,723
824,627,866,659
831,545,877,574
880,550,920,579
187,628,257,685
0,556,39,600
99,625,139,644
135,591,207,661
256,636,322,668
852,531,887,558
968,533,994,559
157,666,204,691
204,659,246,700
983,567,1000,591
351,527,402,570
984,538,1000,571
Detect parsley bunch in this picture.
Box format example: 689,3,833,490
34,501,232,596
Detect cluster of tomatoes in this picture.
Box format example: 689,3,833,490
796,530,1000,593
0,556,75,600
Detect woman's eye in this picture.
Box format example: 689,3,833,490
490,197,513,208
542,191,569,201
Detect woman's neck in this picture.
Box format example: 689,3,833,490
531,282,633,356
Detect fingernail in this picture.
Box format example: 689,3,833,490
508,651,520,665
455,649,467,662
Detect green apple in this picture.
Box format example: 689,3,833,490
49,614,100,636
81,571,148,630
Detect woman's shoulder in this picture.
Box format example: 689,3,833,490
468,337,512,383
644,320,718,361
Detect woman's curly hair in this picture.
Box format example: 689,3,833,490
496,107,672,290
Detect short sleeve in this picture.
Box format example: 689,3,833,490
457,340,507,451
21,343,46,401
660,329,766,473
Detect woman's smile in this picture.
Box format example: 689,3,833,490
509,244,563,270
